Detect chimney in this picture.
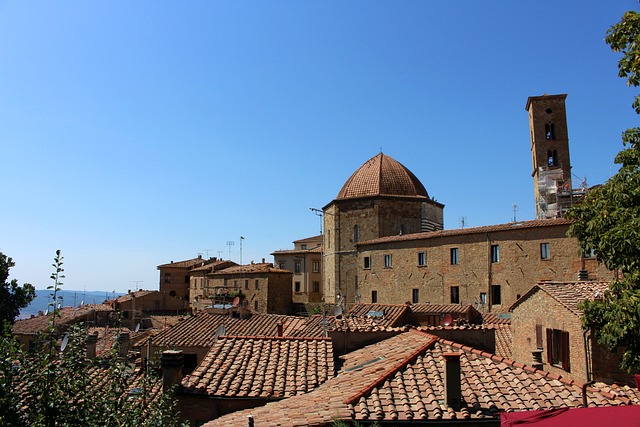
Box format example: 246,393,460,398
118,332,130,358
161,350,184,392
262,258,265,263
531,349,544,370
276,322,284,337
443,352,462,409
86,332,98,359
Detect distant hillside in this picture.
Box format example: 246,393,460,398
18,289,124,319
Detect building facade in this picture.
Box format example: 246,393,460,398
354,219,613,312
157,256,216,302
272,235,323,309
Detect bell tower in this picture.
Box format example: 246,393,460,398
526,94,573,219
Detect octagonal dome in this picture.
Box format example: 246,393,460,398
336,153,429,200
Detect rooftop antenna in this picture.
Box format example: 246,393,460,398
201,249,214,258
226,241,235,261
129,280,143,291
512,203,519,222
217,250,223,259
459,216,466,228
310,208,323,234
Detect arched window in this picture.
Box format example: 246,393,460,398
164,273,171,283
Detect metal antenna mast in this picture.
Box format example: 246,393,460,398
129,280,143,291
226,241,235,261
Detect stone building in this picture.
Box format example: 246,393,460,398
272,235,323,310
510,281,630,385
322,153,444,305
207,262,293,315
188,258,237,310
354,219,613,312
157,256,215,301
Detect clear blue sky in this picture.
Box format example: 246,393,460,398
1,1,637,292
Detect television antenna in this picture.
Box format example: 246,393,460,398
226,241,235,260
512,203,519,222
201,249,215,258
459,216,466,228
129,280,143,291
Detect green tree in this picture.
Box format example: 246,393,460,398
0,250,186,426
0,252,36,326
566,7,640,373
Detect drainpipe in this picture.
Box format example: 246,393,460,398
582,380,594,407
583,327,593,382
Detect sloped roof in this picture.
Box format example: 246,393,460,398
211,263,290,275
151,312,323,348
510,282,611,316
410,303,475,315
12,304,114,335
358,218,573,247
182,336,334,398
202,330,631,426
336,153,429,200
157,256,207,269
114,290,158,303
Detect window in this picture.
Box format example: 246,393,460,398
417,252,426,266
450,286,460,304
480,292,487,305
233,280,237,287
244,279,249,290
224,278,228,286
384,254,392,268
312,281,320,292
545,123,556,140
491,285,501,305
254,300,258,311
491,245,499,263
184,275,190,284
295,281,301,292
169,290,177,297
583,248,596,258
279,262,286,270
371,290,378,303
540,243,550,260
294,260,301,273
255,279,259,290
535,324,543,349
450,248,459,265
164,274,171,284
354,224,359,243
301,244,307,250
363,256,371,269
312,261,319,273
546,328,570,371
412,288,419,304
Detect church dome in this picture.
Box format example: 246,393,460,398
336,153,429,200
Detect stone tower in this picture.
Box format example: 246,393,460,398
322,153,444,305
526,94,573,219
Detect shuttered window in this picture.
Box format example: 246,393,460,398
546,328,570,371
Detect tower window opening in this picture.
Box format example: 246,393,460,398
545,123,556,140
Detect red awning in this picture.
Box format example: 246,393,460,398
501,405,640,426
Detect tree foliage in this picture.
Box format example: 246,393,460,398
0,252,36,326
566,7,640,374
0,250,186,426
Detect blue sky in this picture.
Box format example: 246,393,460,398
1,1,637,292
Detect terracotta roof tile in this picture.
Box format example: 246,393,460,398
12,304,114,335
202,330,631,426
511,281,611,316
182,336,334,398
211,263,290,275
157,256,207,269
151,312,324,349
336,153,429,200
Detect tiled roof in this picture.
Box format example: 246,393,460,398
358,218,573,246
293,235,323,244
493,324,513,359
410,303,474,315
189,259,236,273
157,256,207,269
182,336,334,398
114,290,158,303
151,312,323,348
347,303,410,326
336,153,429,200
272,247,323,255
12,304,114,335
202,330,631,426
511,281,611,316
86,326,141,356
211,263,290,275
